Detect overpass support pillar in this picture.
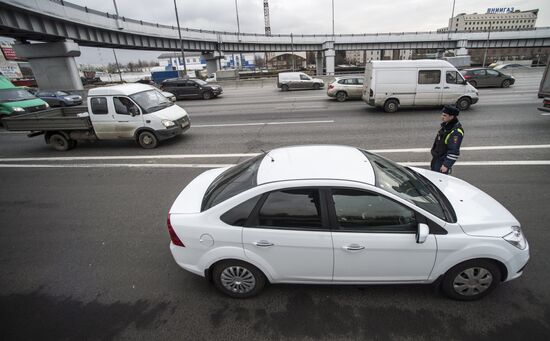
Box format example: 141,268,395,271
13,40,82,90
322,41,335,76
316,51,324,76
203,51,224,76
455,40,469,56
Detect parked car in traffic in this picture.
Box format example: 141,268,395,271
160,78,222,100
362,60,478,112
327,76,364,102
162,91,176,102
35,90,83,107
277,72,324,91
167,145,529,300
460,68,515,88
493,63,529,71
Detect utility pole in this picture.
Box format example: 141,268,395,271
331,0,335,38
111,0,123,82
263,0,271,70
482,21,492,67
447,0,456,40
290,33,295,71
235,0,243,70
173,0,187,75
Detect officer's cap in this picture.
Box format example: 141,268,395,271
442,105,459,116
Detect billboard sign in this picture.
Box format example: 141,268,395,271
487,7,515,14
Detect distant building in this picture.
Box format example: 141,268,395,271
345,49,413,64
157,52,205,71
437,9,538,32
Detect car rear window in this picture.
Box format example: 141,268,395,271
201,155,264,211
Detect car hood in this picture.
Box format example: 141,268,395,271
150,104,188,121
411,167,519,237
170,167,229,214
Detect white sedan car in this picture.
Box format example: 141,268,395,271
167,145,529,300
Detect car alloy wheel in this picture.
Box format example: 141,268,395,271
336,91,347,102
220,266,256,294
213,260,266,298
502,80,511,88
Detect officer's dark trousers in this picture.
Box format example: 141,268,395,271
430,157,451,174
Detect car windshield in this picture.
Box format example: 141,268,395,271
55,91,70,96
194,79,208,86
201,154,264,211
361,150,451,221
130,89,172,113
0,88,36,103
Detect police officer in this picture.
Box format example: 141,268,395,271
430,105,464,174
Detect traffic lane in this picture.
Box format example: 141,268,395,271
0,166,549,340
0,102,548,158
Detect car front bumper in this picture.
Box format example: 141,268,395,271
156,116,191,141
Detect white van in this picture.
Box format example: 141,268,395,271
277,72,324,91
362,60,479,112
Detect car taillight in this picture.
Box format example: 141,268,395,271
167,214,185,247
544,99,550,106
328,84,334,89
463,75,471,79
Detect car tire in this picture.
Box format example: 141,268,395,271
501,79,511,88
383,99,399,113
281,84,289,91
137,131,158,149
313,83,320,90
0,114,6,128
203,91,213,100
441,259,501,301
336,91,347,102
49,133,70,151
456,97,471,110
212,260,266,298
468,80,477,88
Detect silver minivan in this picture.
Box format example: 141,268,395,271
277,72,324,91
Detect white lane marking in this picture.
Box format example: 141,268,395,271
283,96,326,100
370,144,550,153
541,113,550,116
194,120,333,128
0,144,549,162
274,106,327,110
402,161,550,166
0,163,235,168
1,160,550,169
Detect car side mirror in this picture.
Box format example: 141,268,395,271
416,223,429,244
462,80,468,85
129,106,139,116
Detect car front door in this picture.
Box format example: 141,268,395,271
486,69,503,87
329,188,437,282
414,69,443,106
112,96,144,138
442,70,467,105
242,187,334,282
299,73,313,89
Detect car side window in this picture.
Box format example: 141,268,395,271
337,79,345,84
300,74,310,80
90,97,108,115
331,188,417,233
257,188,323,229
418,70,441,84
113,97,137,115
446,71,460,84
356,78,364,85
487,70,500,77
220,195,261,226
472,69,485,76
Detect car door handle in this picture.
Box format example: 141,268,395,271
443,86,450,89
434,87,441,89
253,240,274,247
343,244,365,251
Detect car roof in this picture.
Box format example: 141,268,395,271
370,59,454,68
256,145,375,185
88,83,156,96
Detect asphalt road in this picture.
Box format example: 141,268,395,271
1,69,550,340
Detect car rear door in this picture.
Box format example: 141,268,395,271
329,188,437,282
242,187,334,282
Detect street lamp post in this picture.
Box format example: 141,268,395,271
173,0,187,75
482,21,493,67
235,0,244,70
111,0,123,82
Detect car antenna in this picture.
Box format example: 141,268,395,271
260,149,275,162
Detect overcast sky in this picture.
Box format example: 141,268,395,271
62,0,549,64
